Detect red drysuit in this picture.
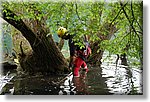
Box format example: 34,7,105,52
73,47,91,77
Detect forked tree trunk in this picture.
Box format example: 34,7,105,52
88,41,104,66
3,8,68,74
88,24,117,66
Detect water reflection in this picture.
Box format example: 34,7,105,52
73,72,89,95
101,54,142,95
59,74,76,95
59,71,90,95
58,65,142,95
0,69,16,95
0,55,142,95
13,76,61,95
59,67,112,95
101,64,142,95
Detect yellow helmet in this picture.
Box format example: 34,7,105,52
57,27,67,38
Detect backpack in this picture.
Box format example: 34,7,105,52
77,45,91,61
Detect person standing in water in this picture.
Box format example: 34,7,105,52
73,41,91,77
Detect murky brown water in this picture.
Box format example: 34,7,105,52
58,65,142,95
0,54,143,95
0,65,142,95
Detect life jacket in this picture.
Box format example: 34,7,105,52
77,46,91,61
86,46,91,56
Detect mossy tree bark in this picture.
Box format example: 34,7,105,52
2,8,68,74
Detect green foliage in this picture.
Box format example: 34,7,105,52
2,0,143,65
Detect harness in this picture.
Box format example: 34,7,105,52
77,46,91,61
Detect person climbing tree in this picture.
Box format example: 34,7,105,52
57,27,77,70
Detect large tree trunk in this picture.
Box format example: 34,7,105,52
88,41,104,66
88,23,117,66
2,8,68,74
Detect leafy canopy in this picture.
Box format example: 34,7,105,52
1,0,143,62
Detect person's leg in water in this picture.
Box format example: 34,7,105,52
73,57,88,77
81,62,88,73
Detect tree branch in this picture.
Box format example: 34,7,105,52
110,2,128,26
120,2,141,42
131,1,143,32
75,3,87,26
2,8,37,46
19,41,25,57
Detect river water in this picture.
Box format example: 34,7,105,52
0,54,143,95
58,65,142,95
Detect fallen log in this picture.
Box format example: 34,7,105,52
52,72,73,85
